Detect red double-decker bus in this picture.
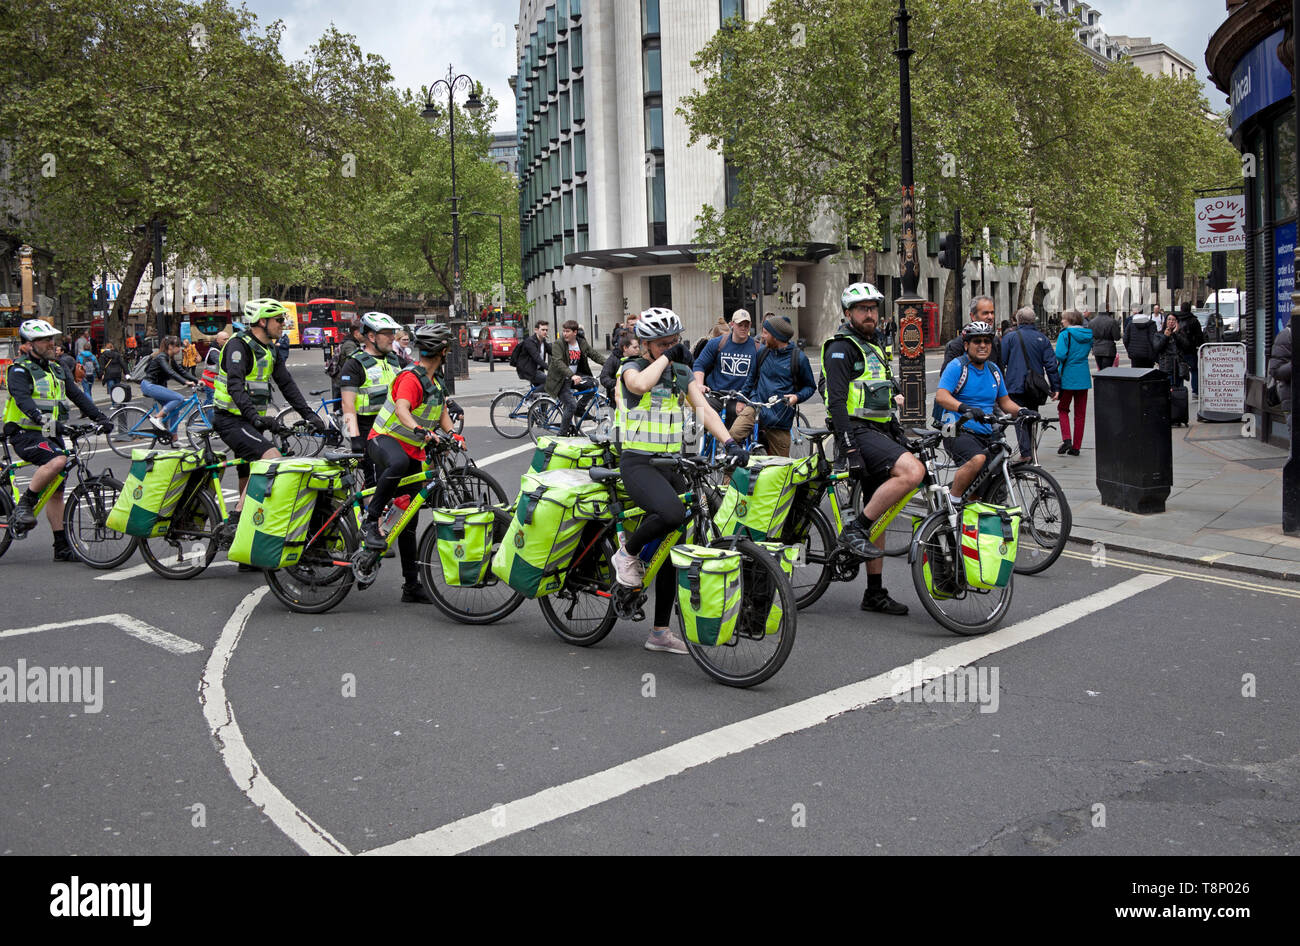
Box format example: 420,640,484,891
300,298,358,346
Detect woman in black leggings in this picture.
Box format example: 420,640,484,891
610,307,749,654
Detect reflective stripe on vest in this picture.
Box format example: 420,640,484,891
350,351,400,416
1,359,67,431
821,329,894,422
213,333,275,416
372,365,444,447
614,358,686,454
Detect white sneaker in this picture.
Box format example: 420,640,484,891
611,546,645,588
148,414,168,431
644,628,689,654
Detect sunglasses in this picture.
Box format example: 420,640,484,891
967,337,994,344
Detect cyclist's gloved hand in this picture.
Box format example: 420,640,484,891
452,433,467,451
350,436,367,455
663,343,689,365
97,420,116,435
723,439,750,466
308,414,328,433
252,415,275,433
963,406,987,423
845,448,867,474
54,421,69,438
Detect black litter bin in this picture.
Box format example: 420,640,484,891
1094,366,1172,514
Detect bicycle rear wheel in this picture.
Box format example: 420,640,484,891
538,528,618,646
683,537,797,688
527,396,563,442
489,389,532,439
0,489,16,559
139,487,220,579
63,476,138,569
783,505,834,609
264,504,357,613
910,512,1013,636
107,406,158,459
443,467,508,506
787,408,812,458
987,465,1071,575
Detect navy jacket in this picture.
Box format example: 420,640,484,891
1000,325,1061,395
742,343,816,431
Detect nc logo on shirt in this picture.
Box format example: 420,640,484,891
720,353,753,376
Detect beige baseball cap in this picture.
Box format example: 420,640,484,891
731,309,752,323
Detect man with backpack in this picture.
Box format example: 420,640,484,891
76,345,99,400
731,314,814,457
1086,310,1121,371
1000,307,1060,462
511,320,550,387
936,321,1028,497
1123,307,1168,369
692,309,759,424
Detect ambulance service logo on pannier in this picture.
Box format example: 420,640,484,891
454,544,465,559
253,509,265,526
736,500,748,518
132,485,143,500
514,532,525,549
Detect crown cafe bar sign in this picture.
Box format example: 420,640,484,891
1195,195,1246,252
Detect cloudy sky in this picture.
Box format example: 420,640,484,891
243,0,1235,132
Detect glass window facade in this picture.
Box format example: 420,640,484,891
643,0,660,35
643,46,661,94
721,0,745,23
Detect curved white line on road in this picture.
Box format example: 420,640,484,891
198,586,350,856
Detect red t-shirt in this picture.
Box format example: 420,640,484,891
369,372,430,461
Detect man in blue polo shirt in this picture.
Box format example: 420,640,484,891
692,309,759,399
935,320,1027,498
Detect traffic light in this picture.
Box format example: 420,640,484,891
1166,245,1184,290
1209,251,1227,290
761,260,777,296
551,289,566,307
938,210,962,271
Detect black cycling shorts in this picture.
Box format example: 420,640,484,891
7,429,64,467
944,431,994,466
847,423,908,479
212,410,273,464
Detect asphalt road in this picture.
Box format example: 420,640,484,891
2,357,1297,855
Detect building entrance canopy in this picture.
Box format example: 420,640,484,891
564,242,840,271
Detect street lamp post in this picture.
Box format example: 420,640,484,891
894,0,927,427
422,66,484,323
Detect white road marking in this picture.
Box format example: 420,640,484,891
0,614,202,655
198,587,350,856
476,442,537,467
95,559,238,582
363,572,1172,855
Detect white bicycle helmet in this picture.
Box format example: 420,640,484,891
634,307,683,340
361,311,401,333
962,320,995,340
841,282,885,311
19,318,60,342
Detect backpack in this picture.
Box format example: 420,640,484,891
508,339,524,368
931,355,1004,429
129,352,152,382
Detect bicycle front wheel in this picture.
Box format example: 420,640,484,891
107,406,156,459
0,489,16,560
783,504,834,610
443,467,509,506
139,487,220,579
910,512,1013,636
489,389,532,439
264,504,357,613
274,406,325,457
184,405,216,451
787,408,812,458
417,519,525,625
63,476,138,569
987,465,1071,575
683,537,797,688
538,528,618,646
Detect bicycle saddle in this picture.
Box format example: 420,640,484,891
309,388,330,397
796,425,831,440
323,450,366,463
588,467,621,483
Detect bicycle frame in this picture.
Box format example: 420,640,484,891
2,452,69,515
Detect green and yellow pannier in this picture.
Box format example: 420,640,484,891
958,502,1021,590
227,458,344,569
106,448,208,537
429,506,496,587
713,455,800,541
528,436,610,473
670,545,743,646
491,468,608,598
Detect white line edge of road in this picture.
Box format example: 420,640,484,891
361,572,1173,856
95,559,238,582
0,613,202,655
194,441,536,855
198,585,351,856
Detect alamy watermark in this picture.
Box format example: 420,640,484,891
889,660,1000,713
0,660,104,713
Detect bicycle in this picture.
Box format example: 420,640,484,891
779,415,1030,636
537,452,797,688
262,435,516,619
837,413,1069,573
275,389,345,458
107,385,215,458
527,383,611,442
0,425,138,569
489,382,545,439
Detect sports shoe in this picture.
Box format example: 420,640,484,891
401,582,434,604
861,588,909,615
837,521,884,560
1067,446,1080,456
644,628,689,654
611,545,645,588
148,414,169,432
237,563,261,573
1056,442,1070,455
361,519,387,551
214,518,239,551
10,498,37,533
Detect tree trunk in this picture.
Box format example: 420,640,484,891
863,249,878,287
1016,249,1033,310
105,231,155,350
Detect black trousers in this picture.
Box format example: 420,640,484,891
366,434,420,582
621,452,688,627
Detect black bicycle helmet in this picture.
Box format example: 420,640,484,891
413,323,453,357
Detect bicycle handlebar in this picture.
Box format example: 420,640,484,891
952,409,1041,436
